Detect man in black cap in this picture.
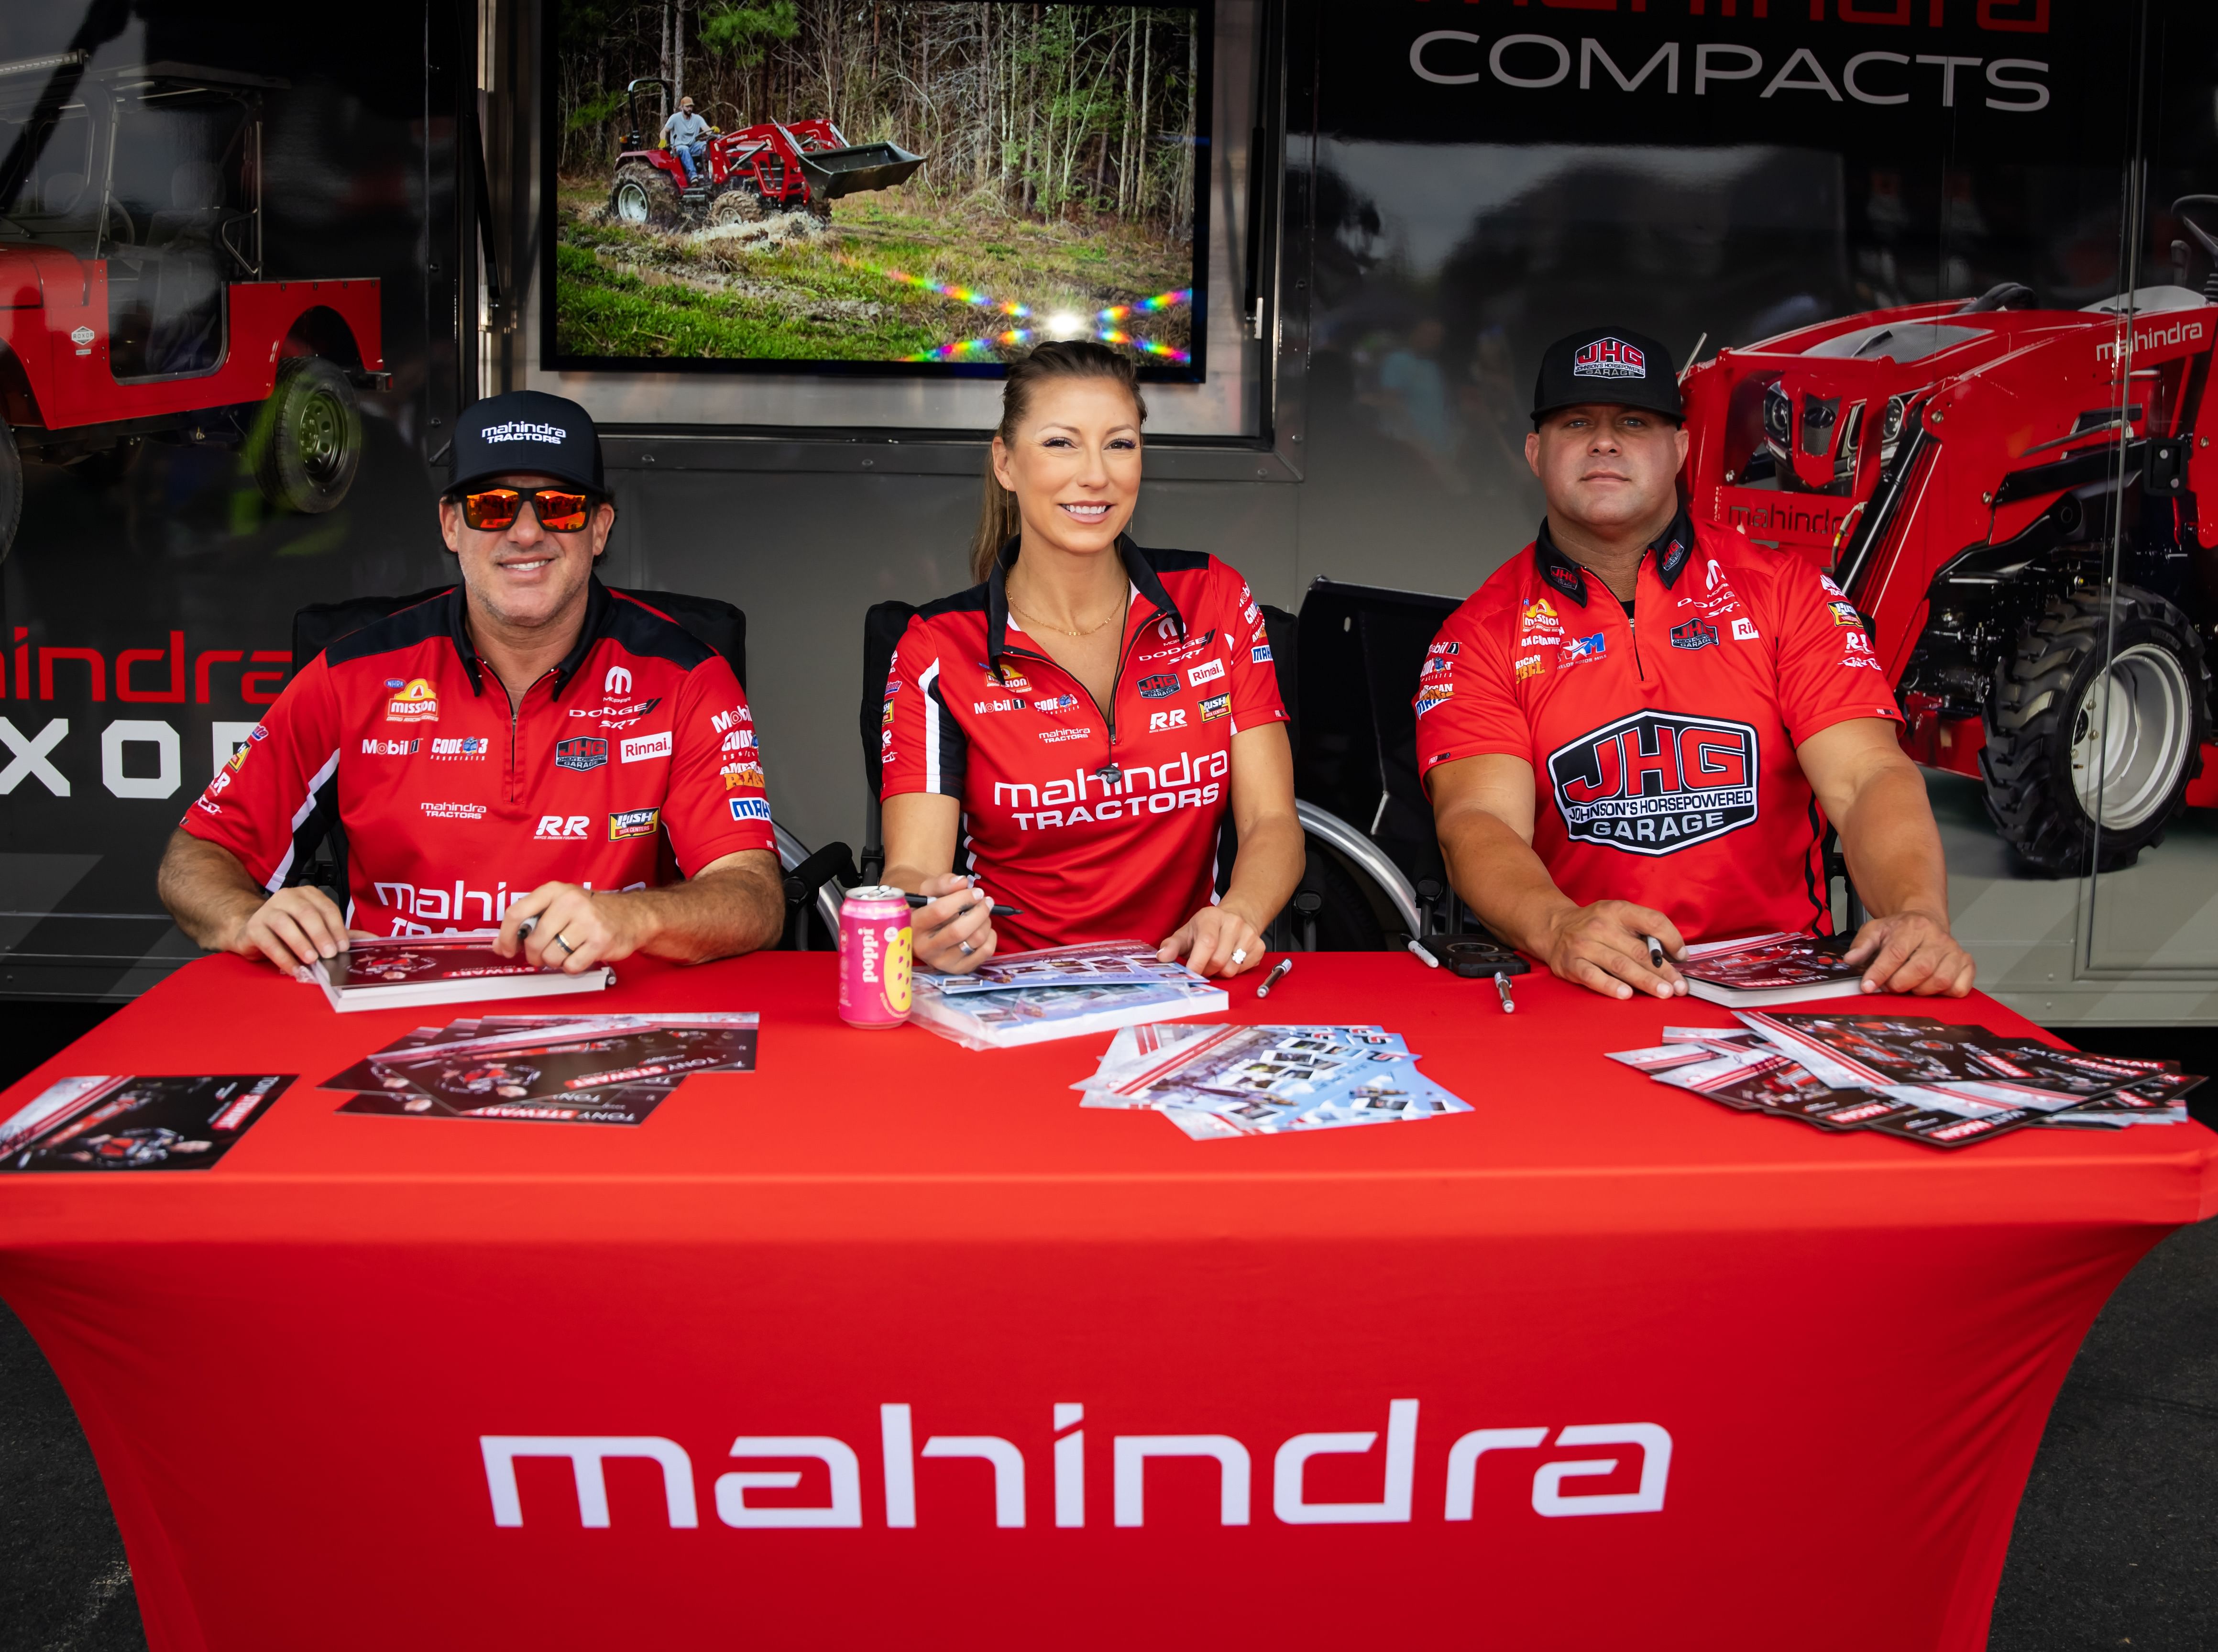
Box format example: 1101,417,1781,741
1412,327,1973,1001
158,390,787,973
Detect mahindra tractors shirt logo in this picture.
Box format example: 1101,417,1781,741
1138,673,1178,698
386,678,439,722
555,737,608,771
1547,711,1759,856
1572,337,1645,379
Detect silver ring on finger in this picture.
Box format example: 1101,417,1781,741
553,933,576,955
1230,947,1248,968
958,938,974,957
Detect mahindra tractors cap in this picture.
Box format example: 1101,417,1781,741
448,389,606,495
1531,326,1683,423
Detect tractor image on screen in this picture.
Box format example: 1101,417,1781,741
605,77,925,230
1680,200,2218,876
0,57,387,563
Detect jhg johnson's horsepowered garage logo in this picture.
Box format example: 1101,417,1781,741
1547,711,1758,855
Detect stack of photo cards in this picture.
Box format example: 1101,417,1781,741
1674,932,1868,1007
322,1013,757,1126
304,934,615,1012
1077,1022,1472,1140
1,1073,292,1172
1607,1012,2200,1149
910,941,1227,1049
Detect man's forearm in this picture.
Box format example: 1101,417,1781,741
615,863,786,964
1834,762,1952,922
156,830,265,951
1438,807,1579,953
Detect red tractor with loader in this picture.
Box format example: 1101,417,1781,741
1680,205,2218,875
605,77,924,230
0,56,386,562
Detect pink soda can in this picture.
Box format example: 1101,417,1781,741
838,885,913,1029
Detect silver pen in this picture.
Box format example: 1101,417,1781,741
1495,971,1515,1014
1255,958,1293,999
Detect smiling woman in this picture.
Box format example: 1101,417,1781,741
877,343,1304,981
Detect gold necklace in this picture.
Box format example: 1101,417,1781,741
1007,588,1126,640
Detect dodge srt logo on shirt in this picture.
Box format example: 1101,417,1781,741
1546,711,1759,855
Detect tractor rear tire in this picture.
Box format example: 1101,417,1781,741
0,419,19,565
1980,584,2209,875
611,161,681,229
250,357,362,516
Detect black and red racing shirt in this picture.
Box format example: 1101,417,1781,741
1414,513,1902,942
179,579,777,936
881,538,1286,951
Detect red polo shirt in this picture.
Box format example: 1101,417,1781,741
1414,514,1901,942
179,580,777,936
881,538,1287,951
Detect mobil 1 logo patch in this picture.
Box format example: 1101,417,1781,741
1546,710,1758,856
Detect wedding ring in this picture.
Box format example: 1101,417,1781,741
1230,947,1248,967
959,938,975,956
553,933,576,955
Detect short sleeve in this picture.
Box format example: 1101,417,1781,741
176,657,341,890
1219,563,1288,735
1415,601,1532,790
1771,562,1905,745
663,658,776,872
879,617,968,800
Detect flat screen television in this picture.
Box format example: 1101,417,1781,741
543,0,1211,383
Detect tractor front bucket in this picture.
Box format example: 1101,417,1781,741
798,142,926,201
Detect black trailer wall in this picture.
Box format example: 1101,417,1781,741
5,0,2216,1020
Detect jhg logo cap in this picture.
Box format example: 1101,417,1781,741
1532,326,1683,424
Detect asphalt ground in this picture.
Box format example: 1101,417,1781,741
1,1011,2214,1650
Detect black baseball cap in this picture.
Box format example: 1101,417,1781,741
1531,326,1683,424
447,390,605,495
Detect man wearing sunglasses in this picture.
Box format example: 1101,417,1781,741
158,390,787,974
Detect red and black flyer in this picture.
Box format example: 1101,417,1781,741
0,1074,293,1172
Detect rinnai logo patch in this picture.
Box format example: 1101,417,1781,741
1572,337,1645,379
621,731,672,763
1548,711,1759,855
475,1400,1669,1532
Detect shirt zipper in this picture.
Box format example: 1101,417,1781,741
1000,599,1173,764
498,670,553,806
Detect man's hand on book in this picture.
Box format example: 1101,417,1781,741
496,883,643,975
1843,910,1975,998
1540,900,1686,1002
233,886,351,972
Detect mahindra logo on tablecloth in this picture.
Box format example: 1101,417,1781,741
479,1400,1670,1530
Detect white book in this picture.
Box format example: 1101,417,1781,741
1677,932,1867,1007
306,934,613,1013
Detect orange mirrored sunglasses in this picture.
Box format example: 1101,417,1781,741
457,486,599,532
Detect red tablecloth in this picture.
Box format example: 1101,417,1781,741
1,953,2211,1651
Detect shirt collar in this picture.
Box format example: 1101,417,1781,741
1532,509,1698,606
987,534,1183,670
445,573,611,700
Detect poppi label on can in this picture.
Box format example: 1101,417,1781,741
838,886,913,1028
